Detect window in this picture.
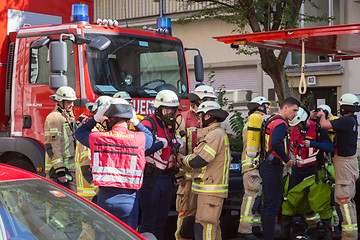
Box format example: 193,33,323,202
290,0,340,65
29,40,76,90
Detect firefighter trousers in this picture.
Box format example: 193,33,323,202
175,180,197,240
195,194,224,240
238,169,262,234
333,154,359,240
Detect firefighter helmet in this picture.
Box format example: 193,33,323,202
105,98,133,119
289,107,309,127
317,104,332,114
197,101,229,122
153,90,179,108
50,86,77,102
247,96,270,113
339,93,359,106
113,91,132,101
188,85,217,103
86,96,113,113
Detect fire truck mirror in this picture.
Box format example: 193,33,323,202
49,41,67,73
88,36,111,52
49,75,68,90
75,34,91,45
74,98,89,107
194,54,204,82
31,36,50,49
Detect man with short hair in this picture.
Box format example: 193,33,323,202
259,97,299,240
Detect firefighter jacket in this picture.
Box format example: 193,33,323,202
89,125,146,189
142,114,174,170
264,115,289,162
241,111,269,174
45,104,76,174
75,123,104,200
290,121,319,167
175,108,199,181
183,123,231,198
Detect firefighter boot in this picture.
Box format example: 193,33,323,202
280,215,293,240
321,218,333,240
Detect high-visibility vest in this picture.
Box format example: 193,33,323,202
142,114,174,170
290,120,319,167
264,115,289,161
89,126,146,189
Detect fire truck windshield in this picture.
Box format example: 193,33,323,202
85,33,188,99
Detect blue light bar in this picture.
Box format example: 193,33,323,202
156,17,172,35
71,4,89,23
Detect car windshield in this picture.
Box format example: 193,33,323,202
0,179,139,240
85,32,188,99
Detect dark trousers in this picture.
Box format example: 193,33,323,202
259,161,283,240
97,187,138,230
139,173,173,240
288,164,315,190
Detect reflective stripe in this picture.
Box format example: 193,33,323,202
77,187,97,197
192,182,228,193
187,127,197,154
63,123,72,158
240,215,254,223
203,145,216,157
306,213,320,221
222,135,230,185
183,154,192,168
244,196,252,216
253,217,261,223
175,214,181,240
206,223,213,240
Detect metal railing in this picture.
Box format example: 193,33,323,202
94,0,230,21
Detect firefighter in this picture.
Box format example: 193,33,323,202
317,93,360,240
75,97,154,230
138,89,180,240
238,96,270,240
74,96,112,202
45,86,78,191
177,101,230,240
281,107,334,240
175,85,217,240
259,97,299,240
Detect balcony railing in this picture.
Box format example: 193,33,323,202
94,0,230,21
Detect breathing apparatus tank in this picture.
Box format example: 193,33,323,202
328,115,339,143
246,113,263,158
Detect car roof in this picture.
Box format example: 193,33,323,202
0,164,40,181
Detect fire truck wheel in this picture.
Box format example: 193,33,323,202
6,158,36,174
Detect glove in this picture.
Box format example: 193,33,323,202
94,102,110,122
129,110,140,126
156,136,168,148
173,136,184,149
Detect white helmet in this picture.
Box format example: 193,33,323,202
86,96,113,113
317,104,332,114
50,86,77,102
105,98,133,119
289,107,308,127
197,101,229,122
113,91,132,101
338,93,359,106
247,96,270,112
153,90,179,108
188,85,217,102
251,96,270,105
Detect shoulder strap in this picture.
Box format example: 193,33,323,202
142,116,157,135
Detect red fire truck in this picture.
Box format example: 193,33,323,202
0,2,204,175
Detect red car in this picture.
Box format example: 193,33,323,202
0,163,153,240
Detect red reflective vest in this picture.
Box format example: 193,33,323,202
89,125,146,189
142,114,174,170
290,121,319,167
181,110,198,155
265,115,289,161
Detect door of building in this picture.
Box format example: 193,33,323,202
301,87,337,116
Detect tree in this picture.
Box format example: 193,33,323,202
176,0,329,102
